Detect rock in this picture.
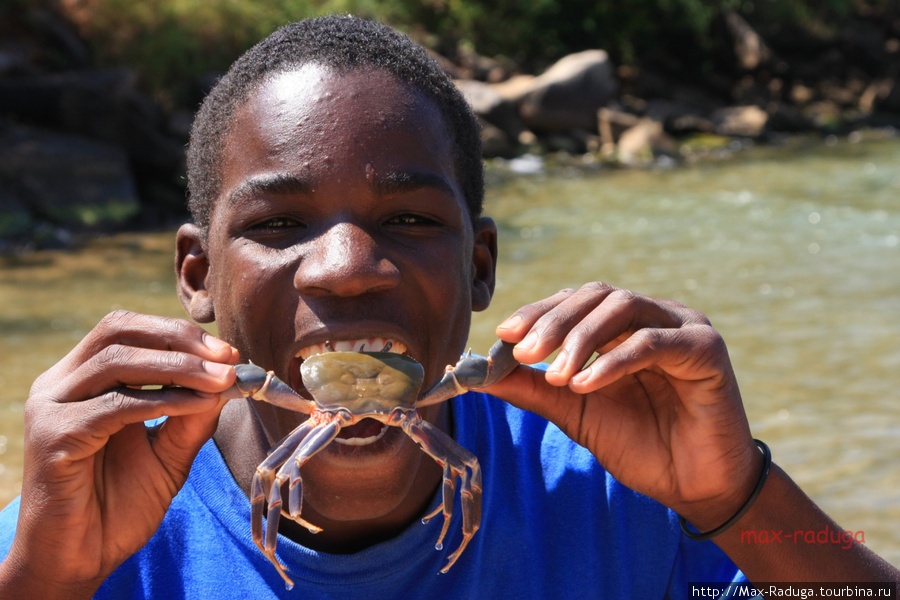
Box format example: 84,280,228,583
644,100,715,135
455,79,529,146
0,69,186,172
540,132,588,154
765,103,814,132
631,68,727,115
723,11,772,71
428,50,463,80
491,74,537,103
478,119,519,158
790,84,816,105
0,121,140,231
454,46,511,82
0,188,36,240
711,105,769,137
517,50,619,133
28,8,91,69
871,80,900,113
597,107,641,153
616,119,675,165
801,100,844,130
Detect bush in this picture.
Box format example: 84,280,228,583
32,0,873,107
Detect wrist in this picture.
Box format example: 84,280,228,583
0,543,101,600
674,438,768,534
679,439,772,541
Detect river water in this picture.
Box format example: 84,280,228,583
1,135,898,566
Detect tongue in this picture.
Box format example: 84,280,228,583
337,418,386,440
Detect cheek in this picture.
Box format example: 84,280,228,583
416,240,473,299
206,247,292,339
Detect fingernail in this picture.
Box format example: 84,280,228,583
548,349,568,375
497,314,523,331
203,361,233,379
516,331,539,352
203,333,231,353
570,372,589,387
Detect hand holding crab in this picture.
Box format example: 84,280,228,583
226,340,518,589
484,283,762,535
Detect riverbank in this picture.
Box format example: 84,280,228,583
2,5,900,252
3,137,899,563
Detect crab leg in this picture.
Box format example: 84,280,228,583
282,417,345,522
251,420,317,551
402,413,482,572
418,339,519,407
251,416,344,590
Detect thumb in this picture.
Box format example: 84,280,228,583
150,394,227,483
481,364,571,425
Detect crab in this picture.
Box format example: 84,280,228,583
225,339,519,589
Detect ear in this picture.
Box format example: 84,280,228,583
471,217,498,312
175,223,216,323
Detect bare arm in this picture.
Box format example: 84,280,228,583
0,311,238,599
484,283,899,583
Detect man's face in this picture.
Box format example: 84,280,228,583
189,65,496,529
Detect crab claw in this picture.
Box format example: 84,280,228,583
223,363,315,414
418,339,519,407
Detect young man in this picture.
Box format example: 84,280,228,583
0,15,897,599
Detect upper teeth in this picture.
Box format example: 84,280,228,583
296,338,408,360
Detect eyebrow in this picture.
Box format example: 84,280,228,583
372,170,459,199
228,169,459,205
229,173,315,205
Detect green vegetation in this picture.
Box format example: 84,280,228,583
11,0,892,106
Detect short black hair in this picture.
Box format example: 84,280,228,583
187,15,483,230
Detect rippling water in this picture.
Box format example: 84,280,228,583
1,135,898,565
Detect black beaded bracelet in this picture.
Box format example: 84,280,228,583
679,439,772,542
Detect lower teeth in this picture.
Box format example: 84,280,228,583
333,425,389,446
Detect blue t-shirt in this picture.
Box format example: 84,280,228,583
0,392,745,598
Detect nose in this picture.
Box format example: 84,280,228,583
295,221,400,296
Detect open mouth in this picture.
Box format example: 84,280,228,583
292,337,411,447
296,337,409,360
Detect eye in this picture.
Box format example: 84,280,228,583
247,216,305,232
385,214,439,227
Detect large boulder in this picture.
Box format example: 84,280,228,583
0,121,140,236
515,50,619,133
0,69,185,173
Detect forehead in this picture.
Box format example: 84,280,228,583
220,64,460,190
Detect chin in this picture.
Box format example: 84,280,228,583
298,429,436,522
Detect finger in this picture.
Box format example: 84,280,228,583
544,290,691,384
502,284,615,364
148,401,227,485
567,324,730,401
481,364,572,426
495,287,581,343
48,387,226,462
40,311,237,386
51,345,236,403
500,284,688,377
